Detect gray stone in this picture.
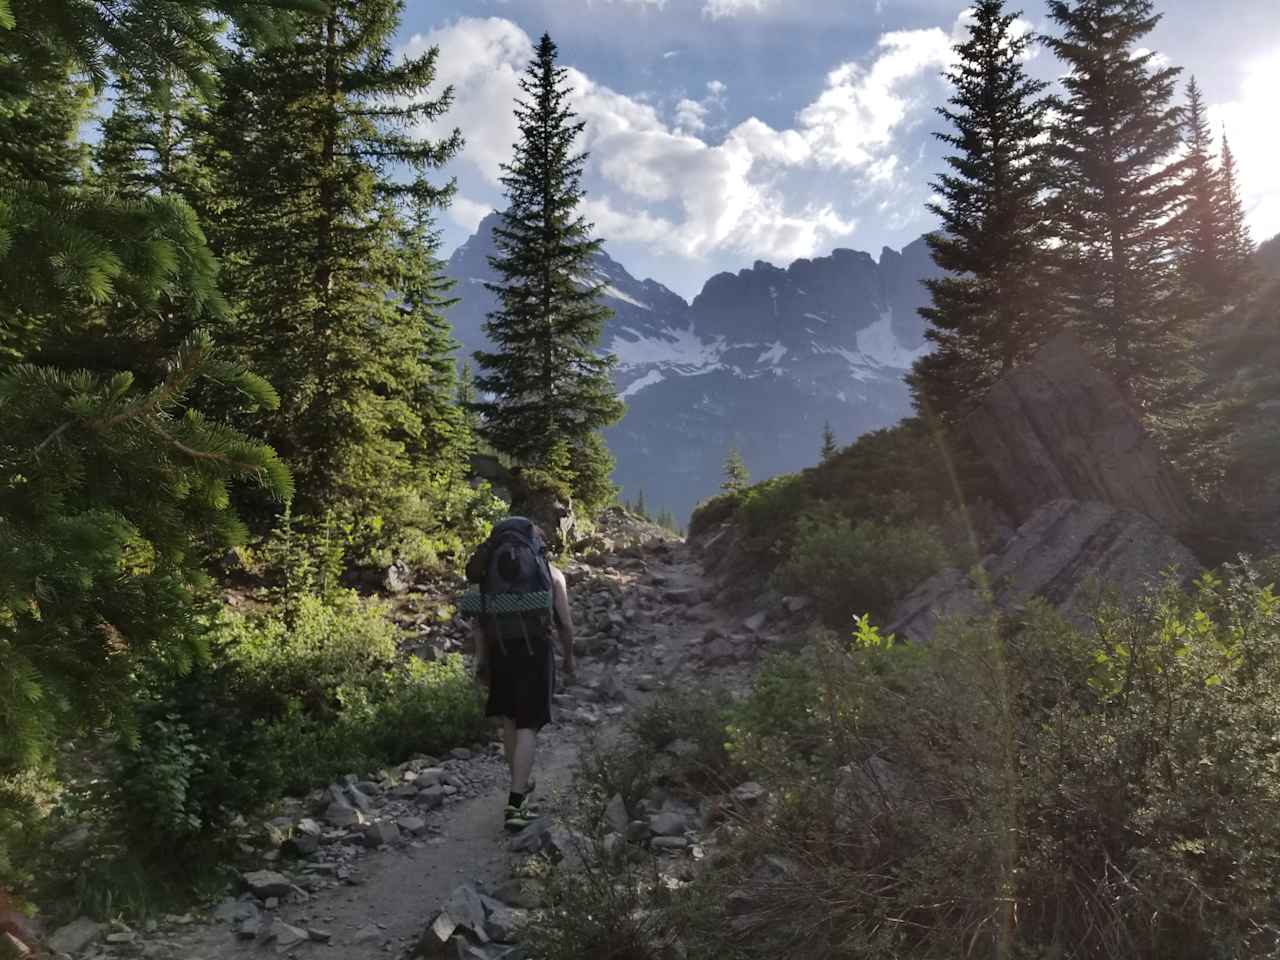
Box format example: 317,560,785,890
270,921,309,952
888,499,1201,645
415,767,446,786
742,611,768,633
664,738,699,759
418,785,446,810
323,797,363,828
47,917,101,956
604,793,629,835
964,332,1191,531
662,588,699,606
363,820,400,847
635,674,660,692
352,923,383,945
398,815,427,835
508,816,551,854
244,869,294,899
482,903,525,944
345,785,373,813
417,912,458,956
782,595,813,614
442,884,489,941
383,560,413,594
449,747,474,761
648,811,687,837
308,929,333,943
651,836,689,850
212,898,259,925
731,782,766,804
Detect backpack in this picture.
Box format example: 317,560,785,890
460,517,554,653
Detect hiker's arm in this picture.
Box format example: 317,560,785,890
552,569,575,678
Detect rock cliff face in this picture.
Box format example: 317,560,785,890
888,499,1200,645
445,213,938,521
890,336,1200,643
963,333,1191,531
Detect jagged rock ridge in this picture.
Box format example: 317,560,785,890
446,212,940,520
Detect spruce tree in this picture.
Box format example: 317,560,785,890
722,446,750,494
821,420,838,461
0,0,302,876
1176,77,1226,308
473,33,624,513
200,0,465,545
1045,0,1187,400
1219,133,1254,291
908,0,1052,422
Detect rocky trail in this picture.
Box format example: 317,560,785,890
43,522,787,960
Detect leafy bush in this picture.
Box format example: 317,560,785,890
773,508,950,625
625,687,736,793
687,561,1280,960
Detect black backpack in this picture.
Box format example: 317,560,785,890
462,517,554,652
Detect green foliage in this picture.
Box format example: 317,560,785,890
720,446,750,493
774,508,950,625
1045,0,1188,401
198,0,468,545
473,33,624,510
909,0,1053,422
819,420,837,462
683,561,1280,959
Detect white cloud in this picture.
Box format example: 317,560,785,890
702,0,772,19
673,97,708,133
404,16,944,266
450,196,492,232
797,27,952,170
1210,48,1280,243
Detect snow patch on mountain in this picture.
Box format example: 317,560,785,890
602,284,651,310
621,368,665,398
757,341,788,365
610,325,724,371
855,311,929,369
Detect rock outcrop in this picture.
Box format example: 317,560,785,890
888,499,1200,645
964,333,1191,531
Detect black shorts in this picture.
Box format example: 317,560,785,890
485,634,555,731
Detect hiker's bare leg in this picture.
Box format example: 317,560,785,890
511,728,537,795
502,718,517,770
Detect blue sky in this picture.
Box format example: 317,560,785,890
397,0,1280,300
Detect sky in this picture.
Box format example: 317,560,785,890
396,0,1280,300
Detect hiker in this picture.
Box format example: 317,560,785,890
462,517,575,829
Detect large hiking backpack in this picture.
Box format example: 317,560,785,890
459,517,554,652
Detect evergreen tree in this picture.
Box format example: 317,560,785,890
1219,133,1254,291
456,359,480,433
635,488,648,519
908,0,1053,421
0,0,303,876
95,61,204,199
722,446,750,494
1176,77,1226,308
200,0,465,542
472,33,625,513
1045,0,1187,400
821,420,838,461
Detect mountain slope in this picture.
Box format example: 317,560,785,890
444,213,939,520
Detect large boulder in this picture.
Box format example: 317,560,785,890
964,333,1191,531
888,499,1200,645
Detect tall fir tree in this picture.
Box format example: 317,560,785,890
199,0,466,542
908,0,1053,422
820,420,838,462
472,33,624,514
0,0,302,878
1045,0,1187,401
1175,77,1227,309
1218,133,1254,291
722,446,750,494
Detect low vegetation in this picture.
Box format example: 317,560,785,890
528,560,1280,960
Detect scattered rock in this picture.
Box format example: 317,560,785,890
244,869,295,900
48,917,102,956
323,796,363,828
449,748,474,761
308,928,333,943
352,922,383,945
269,921,309,953
782,595,813,614
604,793,629,835
441,884,489,942
490,878,545,910
398,816,427,836
383,560,413,594
508,817,551,854
418,785,446,810
346,785,374,813
649,812,687,837
731,782,766,804
363,820,401,847
651,836,689,850
664,739,699,759
742,611,768,633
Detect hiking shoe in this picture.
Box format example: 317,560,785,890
503,801,539,832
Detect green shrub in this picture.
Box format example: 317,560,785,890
220,589,398,715
683,561,1280,960
689,490,743,540
625,687,736,792
774,508,950,625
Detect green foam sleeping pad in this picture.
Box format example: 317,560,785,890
458,589,553,615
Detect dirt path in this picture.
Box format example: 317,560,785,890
138,540,744,960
